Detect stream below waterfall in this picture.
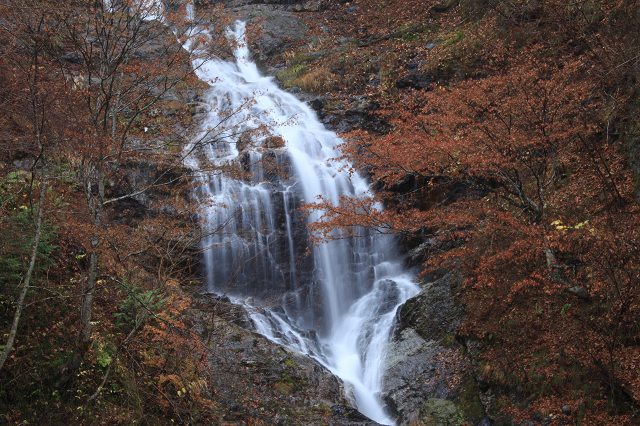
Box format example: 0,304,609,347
182,15,420,425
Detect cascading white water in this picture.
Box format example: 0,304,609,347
183,17,419,425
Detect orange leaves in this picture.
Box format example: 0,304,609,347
348,56,603,241
305,193,437,242
158,373,183,388
128,279,216,418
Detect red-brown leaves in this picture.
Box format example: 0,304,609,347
305,0,640,420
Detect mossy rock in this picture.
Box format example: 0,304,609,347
282,357,296,368
276,64,307,87
420,398,465,425
455,374,485,423
273,380,295,394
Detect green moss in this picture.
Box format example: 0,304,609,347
397,23,429,42
312,402,332,417
274,370,307,396
444,29,465,45
288,51,320,66
421,398,465,426
455,374,485,423
276,64,307,88
273,380,295,394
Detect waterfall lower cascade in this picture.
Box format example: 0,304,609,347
184,19,419,425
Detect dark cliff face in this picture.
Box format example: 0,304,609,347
196,0,327,66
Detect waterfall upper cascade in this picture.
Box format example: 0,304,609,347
183,18,420,425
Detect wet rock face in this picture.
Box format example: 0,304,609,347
205,143,314,301
382,273,487,425
397,273,463,342
195,0,324,66
187,293,377,425
375,279,401,316
383,329,447,423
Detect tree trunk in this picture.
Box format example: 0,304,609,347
58,167,104,388
0,178,47,371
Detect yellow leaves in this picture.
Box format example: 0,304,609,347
165,278,179,287
550,219,594,233
159,375,209,399
550,219,563,229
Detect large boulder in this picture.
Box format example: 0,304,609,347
381,273,487,425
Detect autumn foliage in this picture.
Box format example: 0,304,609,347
304,0,640,423
0,0,222,423
1,0,639,423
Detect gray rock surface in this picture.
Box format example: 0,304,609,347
383,329,451,424
381,273,487,425
195,0,321,65
235,4,308,63
187,293,378,425
397,273,463,342
421,398,466,425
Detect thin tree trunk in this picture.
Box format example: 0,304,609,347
0,178,47,371
78,166,105,351
80,248,99,344
58,167,104,388
58,244,100,387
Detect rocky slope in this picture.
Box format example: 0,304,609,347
187,294,376,425
382,273,487,425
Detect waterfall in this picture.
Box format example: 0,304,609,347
183,19,419,425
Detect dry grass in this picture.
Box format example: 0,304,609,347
292,67,334,93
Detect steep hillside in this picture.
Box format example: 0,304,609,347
266,0,640,424
1,0,639,425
